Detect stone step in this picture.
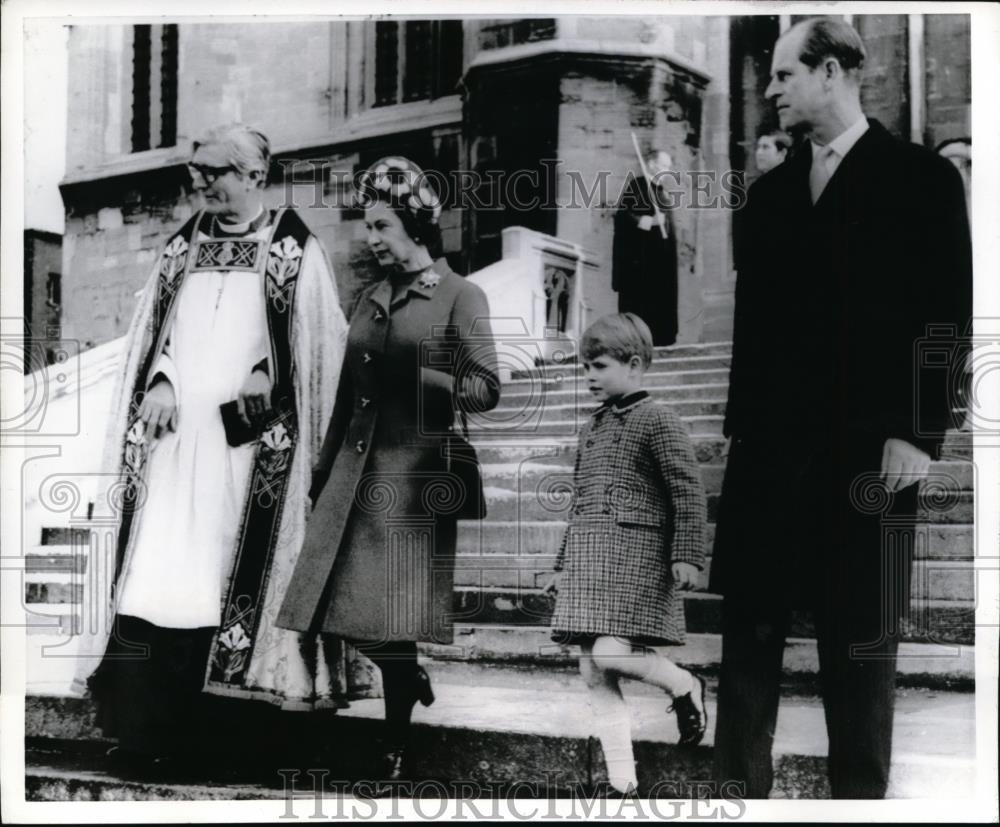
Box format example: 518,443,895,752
23,660,975,801
497,376,729,408
469,487,974,524
476,459,974,496
653,341,733,357
24,627,974,696
478,461,729,494
22,557,976,606
472,436,732,464
447,557,977,602
510,353,732,380
22,523,978,608
472,432,972,463
422,629,975,687
450,589,975,645
515,340,734,365
454,521,976,558
477,399,730,430
468,415,726,439
40,527,93,546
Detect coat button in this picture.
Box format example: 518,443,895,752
355,440,367,453
362,352,372,364
374,309,385,321
361,397,371,408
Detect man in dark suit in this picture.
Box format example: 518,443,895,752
710,18,971,799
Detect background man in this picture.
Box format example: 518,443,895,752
612,148,680,347
754,128,792,174
710,18,971,799
74,124,354,770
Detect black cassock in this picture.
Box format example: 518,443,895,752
612,174,678,346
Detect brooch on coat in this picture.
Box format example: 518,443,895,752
418,270,441,289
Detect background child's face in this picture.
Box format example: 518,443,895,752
583,354,644,402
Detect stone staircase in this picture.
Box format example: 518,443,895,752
22,341,978,654
448,340,977,652
19,340,980,800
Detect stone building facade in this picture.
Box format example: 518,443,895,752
58,14,971,350
23,230,63,370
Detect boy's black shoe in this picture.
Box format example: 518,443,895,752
669,673,708,746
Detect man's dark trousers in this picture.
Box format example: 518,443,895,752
710,119,972,799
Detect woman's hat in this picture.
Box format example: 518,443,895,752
358,156,442,225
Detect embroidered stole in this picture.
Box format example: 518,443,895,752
114,208,309,693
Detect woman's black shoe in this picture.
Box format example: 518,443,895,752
413,665,435,707
377,748,407,782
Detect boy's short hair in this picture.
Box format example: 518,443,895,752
581,313,655,369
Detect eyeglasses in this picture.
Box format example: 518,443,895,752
187,163,236,185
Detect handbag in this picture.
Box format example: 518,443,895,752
446,409,487,520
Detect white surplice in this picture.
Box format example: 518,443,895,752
116,253,270,628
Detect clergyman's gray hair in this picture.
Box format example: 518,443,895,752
192,123,271,177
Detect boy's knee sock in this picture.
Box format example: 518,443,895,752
592,639,694,698
587,687,638,793
638,650,696,698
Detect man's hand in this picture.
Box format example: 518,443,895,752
672,562,700,591
138,379,177,440
237,368,273,428
881,438,931,492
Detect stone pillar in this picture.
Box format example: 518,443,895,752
698,15,737,342
923,14,971,147
552,50,711,344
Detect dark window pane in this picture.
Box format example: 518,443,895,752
374,21,399,107
435,20,463,97
131,25,152,152
479,18,556,50
403,20,433,102
159,24,178,148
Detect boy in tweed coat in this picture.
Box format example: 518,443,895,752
547,313,708,796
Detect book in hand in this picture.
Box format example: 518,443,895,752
219,399,263,447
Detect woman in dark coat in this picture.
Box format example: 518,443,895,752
277,157,500,778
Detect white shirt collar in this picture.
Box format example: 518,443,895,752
812,115,869,161
215,206,267,235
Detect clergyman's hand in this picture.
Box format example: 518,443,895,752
138,379,177,440
881,438,931,492
237,368,273,428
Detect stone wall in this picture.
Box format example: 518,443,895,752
857,15,911,140
923,14,971,147
59,16,971,350
23,231,63,369
554,54,711,343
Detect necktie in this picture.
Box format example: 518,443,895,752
810,145,836,204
